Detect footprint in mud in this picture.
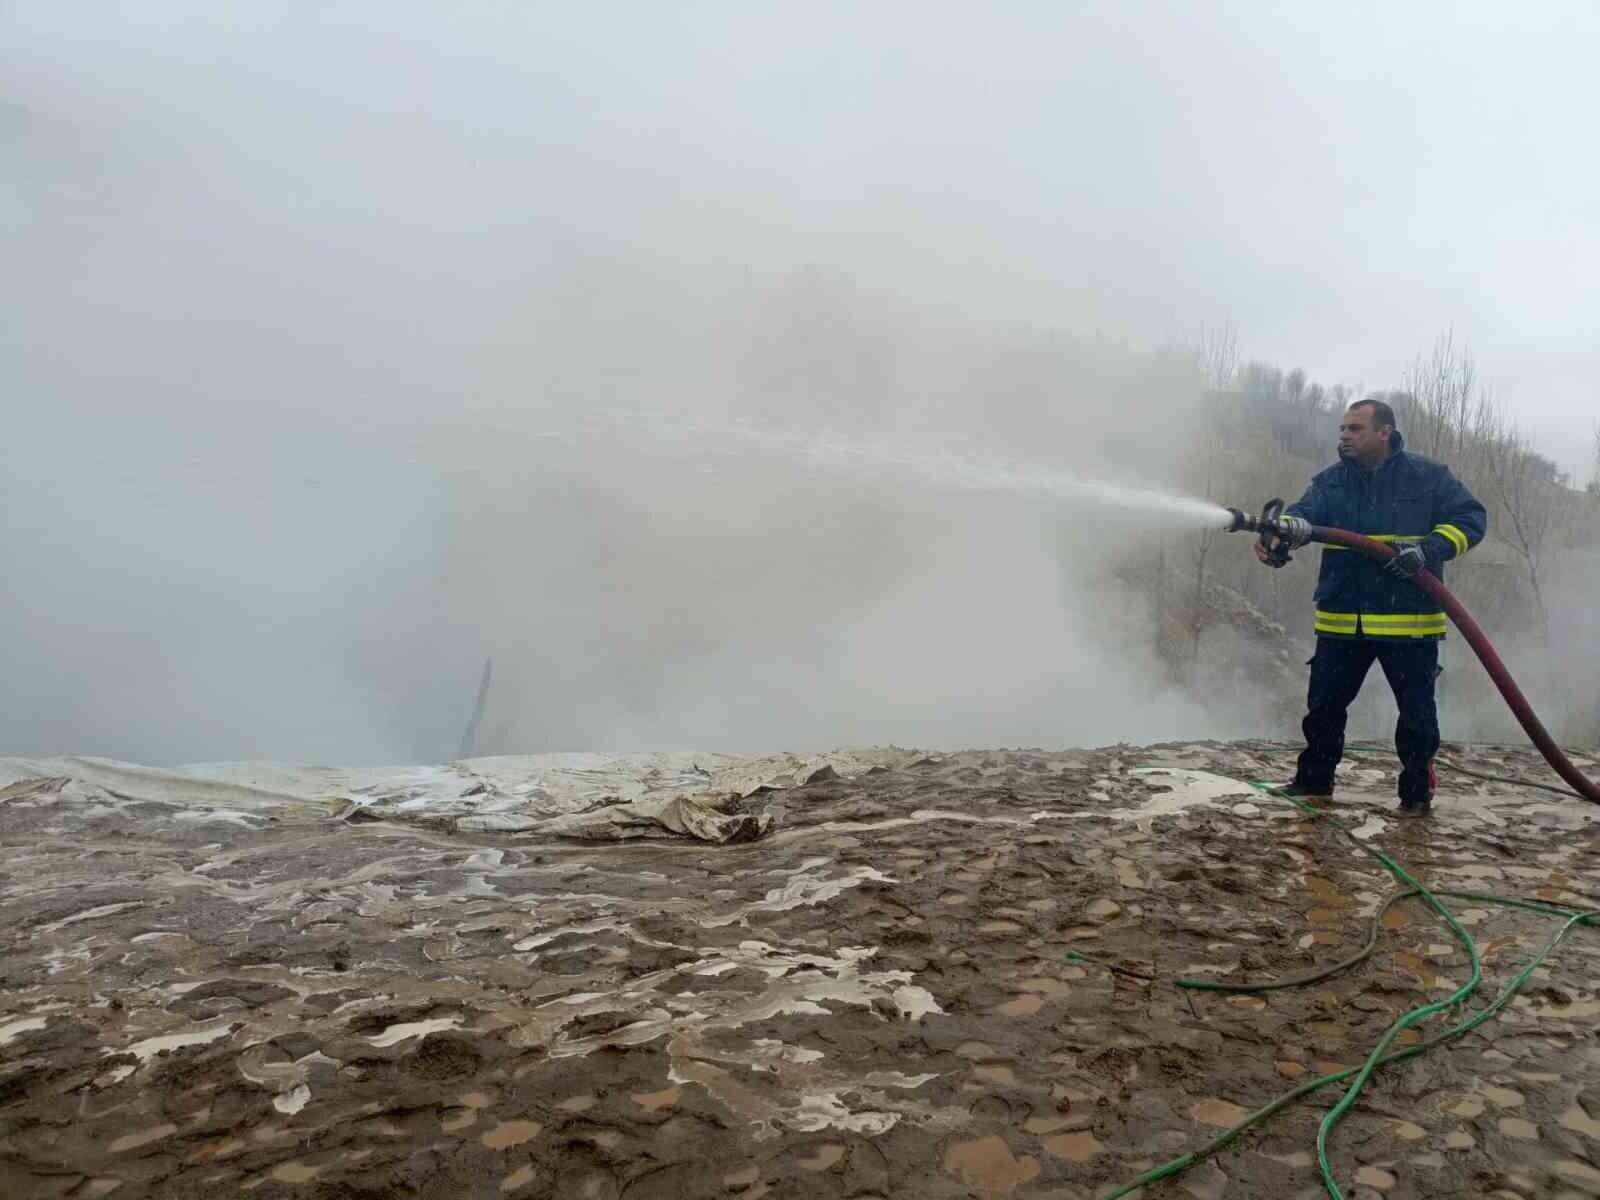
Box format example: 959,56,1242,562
481,1119,542,1149
968,1094,1017,1123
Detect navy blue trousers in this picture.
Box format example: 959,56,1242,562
1294,636,1440,805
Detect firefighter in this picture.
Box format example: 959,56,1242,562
1257,397,1487,817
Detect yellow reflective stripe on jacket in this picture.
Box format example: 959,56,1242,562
1321,534,1425,552
1363,623,1448,637
1360,613,1447,632
1314,611,1359,633
1315,610,1446,637
1433,523,1470,557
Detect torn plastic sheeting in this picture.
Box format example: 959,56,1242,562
460,791,771,843
0,748,918,845
0,757,347,818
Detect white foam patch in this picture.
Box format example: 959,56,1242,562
538,992,614,1008
270,1083,311,1115
535,942,933,1060
765,856,834,877
38,901,147,933
367,1016,461,1047
170,809,271,827
751,1038,825,1064
116,1023,233,1064
666,1037,943,1140
1116,769,1258,820
1351,815,1388,841
892,985,942,1020
237,1044,338,1115
1030,771,1272,826
862,1070,940,1088
0,1016,48,1045
789,1090,900,1136
702,866,896,928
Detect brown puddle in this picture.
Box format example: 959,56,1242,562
943,1136,1041,1193
630,1085,681,1112
996,994,1044,1017
1191,1099,1248,1127
481,1120,542,1150
972,1063,1017,1086
1043,1131,1102,1163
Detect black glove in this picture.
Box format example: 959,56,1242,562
1383,544,1429,579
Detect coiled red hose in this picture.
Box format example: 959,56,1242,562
1311,526,1600,804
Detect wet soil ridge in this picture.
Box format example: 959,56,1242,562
2,741,1599,1198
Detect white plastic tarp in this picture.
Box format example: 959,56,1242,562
0,748,918,843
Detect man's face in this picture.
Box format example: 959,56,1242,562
1338,406,1391,463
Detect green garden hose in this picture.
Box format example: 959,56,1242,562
1067,779,1600,1199
1093,898,1599,1199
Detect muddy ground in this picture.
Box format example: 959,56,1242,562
5,741,1600,1200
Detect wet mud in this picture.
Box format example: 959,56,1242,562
4,741,1600,1199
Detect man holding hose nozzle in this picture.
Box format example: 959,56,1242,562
1256,398,1487,818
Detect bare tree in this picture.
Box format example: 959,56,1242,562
1478,398,1560,655
1485,441,1552,599
1399,331,1498,472
1199,324,1239,392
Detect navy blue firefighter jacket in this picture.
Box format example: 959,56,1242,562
1285,430,1487,639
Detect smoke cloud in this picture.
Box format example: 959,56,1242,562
5,4,1592,764
437,263,1241,755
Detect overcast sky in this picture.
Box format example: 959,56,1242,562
5,2,1596,763
11,3,1597,454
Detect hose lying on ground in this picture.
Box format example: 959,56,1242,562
1072,782,1600,1200
1071,523,1600,1198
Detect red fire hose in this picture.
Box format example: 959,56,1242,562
1311,525,1600,805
